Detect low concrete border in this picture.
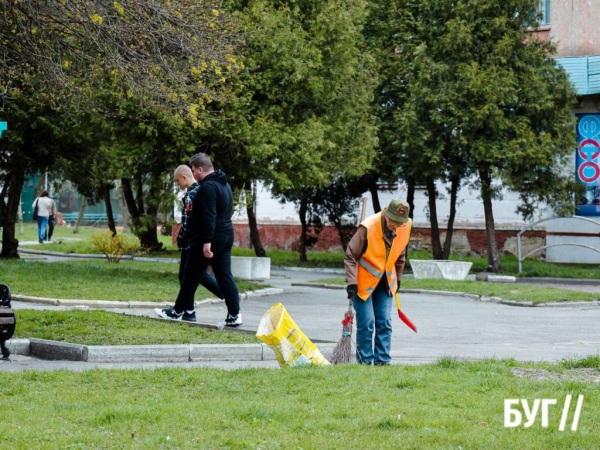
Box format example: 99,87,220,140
19,249,272,280
12,288,283,309
5,338,336,363
273,265,345,274
291,282,600,308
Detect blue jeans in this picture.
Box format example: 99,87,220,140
36,216,49,241
353,279,393,364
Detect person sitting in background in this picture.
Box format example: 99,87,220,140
32,190,56,244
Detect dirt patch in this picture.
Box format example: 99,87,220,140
512,367,600,384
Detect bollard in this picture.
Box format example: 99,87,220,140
0,284,16,360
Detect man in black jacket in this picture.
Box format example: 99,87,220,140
155,153,242,327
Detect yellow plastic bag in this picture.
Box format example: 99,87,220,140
256,302,330,367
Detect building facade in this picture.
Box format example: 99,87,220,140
229,1,600,262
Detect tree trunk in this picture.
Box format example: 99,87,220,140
135,174,145,216
115,185,131,233
442,175,460,259
406,178,415,220
298,195,308,262
247,181,267,257
122,176,162,250
121,175,161,249
74,196,87,234
334,221,353,252
368,178,382,213
17,197,24,235
34,176,44,198
426,178,443,259
0,167,25,259
0,181,8,235
121,178,141,231
234,178,267,257
103,184,117,236
479,168,502,272
136,177,162,251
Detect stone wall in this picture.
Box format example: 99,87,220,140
172,223,546,257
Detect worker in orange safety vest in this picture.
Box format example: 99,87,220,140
344,199,411,365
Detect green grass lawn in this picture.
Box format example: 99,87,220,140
13,222,99,242
0,359,598,449
0,259,266,302
309,278,600,304
18,224,600,279
13,310,257,345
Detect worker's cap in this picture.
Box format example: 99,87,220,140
384,199,410,223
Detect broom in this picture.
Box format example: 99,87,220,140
330,299,354,364
331,197,368,364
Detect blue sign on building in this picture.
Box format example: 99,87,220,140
576,114,600,216
0,122,6,139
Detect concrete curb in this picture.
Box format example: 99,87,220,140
273,265,345,274
5,338,336,363
291,282,600,308
19,248,125,260
12,288,283,309
139,316,335,344
518,277,600,286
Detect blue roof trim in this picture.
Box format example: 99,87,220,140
555,55,600,96
589,55,600,94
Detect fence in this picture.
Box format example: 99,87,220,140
61,213,121,227
517,216,600,273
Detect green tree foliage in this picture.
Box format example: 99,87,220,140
1,0,242,122
1,1,242,256
0,88,65,258
309,178,363,251
205,0,378,260
372,0,577,270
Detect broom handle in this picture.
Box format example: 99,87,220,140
360,197,368,223
348,197,368,312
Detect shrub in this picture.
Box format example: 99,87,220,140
90,231,141,263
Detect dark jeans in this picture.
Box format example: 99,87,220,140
46,216,55,241
175,232,240,315
179,249,224,300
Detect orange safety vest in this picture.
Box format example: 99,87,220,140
356,210,412,300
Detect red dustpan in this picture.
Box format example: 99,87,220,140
395,293,417,333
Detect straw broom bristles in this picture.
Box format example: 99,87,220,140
330,302,355,364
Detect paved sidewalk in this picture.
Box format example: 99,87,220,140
183,270,600,363
6,268,600,371
0,354,279,372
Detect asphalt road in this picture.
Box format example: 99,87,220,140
5,268,600,371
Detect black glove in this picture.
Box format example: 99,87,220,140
346,284,358,300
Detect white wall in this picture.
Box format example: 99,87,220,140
233,179,552,229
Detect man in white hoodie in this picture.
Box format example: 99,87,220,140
32,190,56,244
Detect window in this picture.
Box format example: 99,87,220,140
539,0,550,25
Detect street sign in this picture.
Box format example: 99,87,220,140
0,121,6,139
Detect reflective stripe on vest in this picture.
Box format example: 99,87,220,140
358,258,384,278
356,210,411,301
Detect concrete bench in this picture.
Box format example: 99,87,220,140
231,256,271,280
409,259,472,281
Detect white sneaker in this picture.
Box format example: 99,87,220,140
154,308,183,320
217,313,243,329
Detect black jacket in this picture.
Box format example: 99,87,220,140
189,170,234,246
